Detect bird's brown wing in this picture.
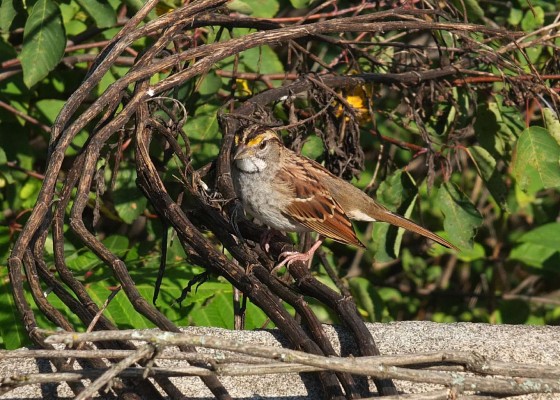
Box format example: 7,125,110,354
304,155,459,251
276,154,364,247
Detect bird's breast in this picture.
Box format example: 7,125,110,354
232,167,307,232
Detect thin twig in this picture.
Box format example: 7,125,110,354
74,344,156,400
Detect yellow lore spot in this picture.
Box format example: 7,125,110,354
247,135,265,147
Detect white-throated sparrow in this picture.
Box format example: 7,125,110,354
231,126,458,266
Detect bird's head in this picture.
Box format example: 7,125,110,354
232,126,281,172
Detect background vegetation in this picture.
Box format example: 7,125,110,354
1,0,559,352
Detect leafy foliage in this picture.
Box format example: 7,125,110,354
1,0,560,352
19,0,66,87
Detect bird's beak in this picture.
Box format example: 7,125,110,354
233,144,251,160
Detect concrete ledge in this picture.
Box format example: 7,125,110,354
1,322,559,399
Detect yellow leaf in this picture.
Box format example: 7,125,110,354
334,84,373,122
236,79,252,96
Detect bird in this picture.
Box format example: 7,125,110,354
231,125,458,268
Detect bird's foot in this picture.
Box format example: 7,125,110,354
271,239,323,274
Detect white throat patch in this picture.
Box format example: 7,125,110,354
235,157,267,173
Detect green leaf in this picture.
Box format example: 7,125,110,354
450,0,484,21
192,292,234,327
524,45,542,65
237,0,279,18
475,98,523,158
0,269,30,349
226,0,253,15
184,104,220,167
172,282,236,328
301,135,323,160
198,71,222,96
35,99,66,124
90,285,154,329
75,0,116,28
115,195,147,225
521,6,544,32
113,169,147,224
124,251,270,329
377,287,402,305
517,223,560,251
432,312,457,323
0,0,18,32
507,8,523,26
401,250,430,287
102,235,130,257
510,242,559,270
543,107,560,146
64,131,88,156
511,126,560,193
19,0,66,87
290,0,313,9
348,277,385,322
372,170,418,261
241,46,283,74
468,145,508,210
455,241,486,262
0,153,10,188
20,179,42,208
66,250,101,272
436,182,483,249
63,18,88,37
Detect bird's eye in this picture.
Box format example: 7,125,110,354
259,140,267,150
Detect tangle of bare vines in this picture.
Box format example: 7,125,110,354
6,0,559,398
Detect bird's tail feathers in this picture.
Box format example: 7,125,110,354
377,211,459,251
